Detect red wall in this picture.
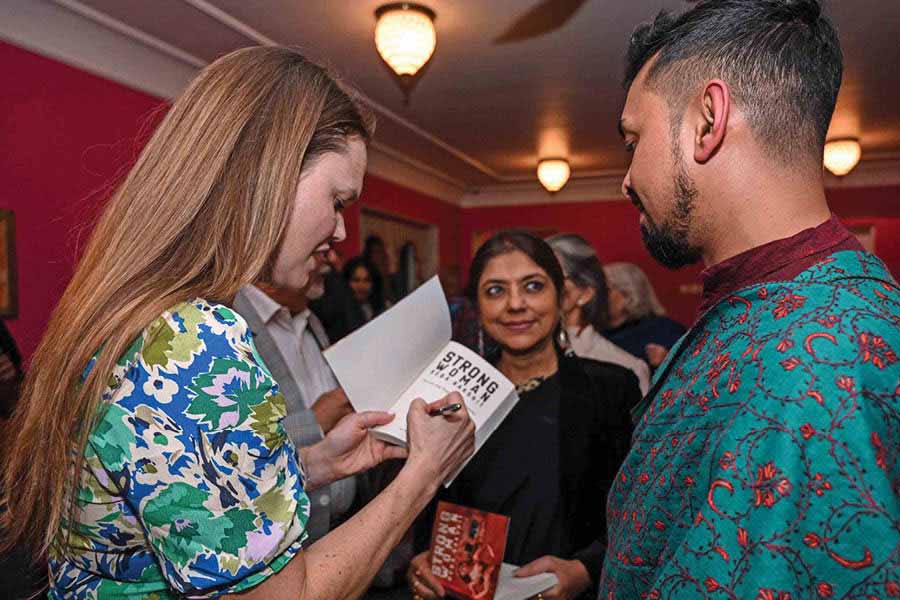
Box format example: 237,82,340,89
460,201,706,327
0,42,462,363
461,188,900,327
339,173,463,286
0,41,166,362
4,40,900,361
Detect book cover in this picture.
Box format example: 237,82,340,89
429,501,509,600
324,277,520,486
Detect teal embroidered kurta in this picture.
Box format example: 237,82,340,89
599,250,900,599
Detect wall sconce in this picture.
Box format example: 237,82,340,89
824,138,861,177
537,159,571,193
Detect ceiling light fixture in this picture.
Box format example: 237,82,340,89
823,138,862,177
537,159,571,193
375,3,436,77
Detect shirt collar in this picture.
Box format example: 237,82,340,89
697,214,857,318
242,284,289,325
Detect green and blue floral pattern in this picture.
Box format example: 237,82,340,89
49,299,310,599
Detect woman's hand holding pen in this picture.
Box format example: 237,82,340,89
405,392,475,495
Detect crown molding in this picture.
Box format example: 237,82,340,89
1,0,468,206
177,0,503,182
0,0,197,99
462,174,624,207
825,152,900,189
5,0,899,209
462,153,900,208
368,142,467,205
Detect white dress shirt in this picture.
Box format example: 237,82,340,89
242,284,355,521
568,324,651,396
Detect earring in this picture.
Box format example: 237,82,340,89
557,324,570,348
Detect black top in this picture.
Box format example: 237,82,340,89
606,316,687,365
416,352,640,597
447,373,568,565
309,270,367,343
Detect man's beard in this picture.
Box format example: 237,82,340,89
637,150,703,269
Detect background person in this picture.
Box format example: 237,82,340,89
343,256,388,324
603,261,686,369
234,251,356,545
407,231,639,600
547,234,651,396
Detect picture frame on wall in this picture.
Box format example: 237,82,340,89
0,210,17,318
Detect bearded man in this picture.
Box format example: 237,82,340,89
600,1,900,597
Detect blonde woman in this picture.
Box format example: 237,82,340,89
1,47,474,600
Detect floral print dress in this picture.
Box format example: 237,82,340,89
49,299,310,599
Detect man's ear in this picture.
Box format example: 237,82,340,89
694,79,730,164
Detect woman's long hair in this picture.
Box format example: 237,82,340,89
0,46,373,556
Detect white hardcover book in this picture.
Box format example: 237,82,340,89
494,563,558,600
324,276,519,485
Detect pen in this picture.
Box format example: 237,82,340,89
428,402,463,417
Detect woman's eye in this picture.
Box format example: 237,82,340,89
624,141,636,154
333,197,346,211
484,285,504,298
524,280,544,293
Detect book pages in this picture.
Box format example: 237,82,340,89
324,276,450,412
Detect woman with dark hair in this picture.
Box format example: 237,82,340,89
343,256,386,324
406,230,640,600
547,234,651,396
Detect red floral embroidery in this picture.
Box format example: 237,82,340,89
872,432,888,470
859,332,899,369
816,315,839,328
776,338,795,352
800,423,815,439
757,288,769,299
720,451,735,470
803,532,821,548
836,376,855,392
737,528,748,547
780,356,802,371
886,580,900,597
684,475,695,487
773,293,807,319
810,472,833,496
752,462,792,507
816,582,833,597
654,520,666,531
705,577,719,592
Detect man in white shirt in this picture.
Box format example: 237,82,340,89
233,252,355,543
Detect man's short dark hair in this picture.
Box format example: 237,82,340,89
625,0,843,162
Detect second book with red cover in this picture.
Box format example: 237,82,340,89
428,501,510,600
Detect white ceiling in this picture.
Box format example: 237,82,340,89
8,0,900,199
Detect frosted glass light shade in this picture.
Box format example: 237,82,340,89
824,139,861,176
375,3,437,76
537,159,571,192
